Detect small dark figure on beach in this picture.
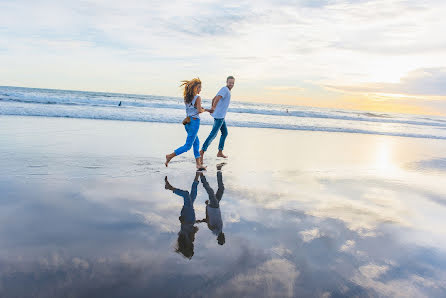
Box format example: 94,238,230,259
165,173,201,259
118,101,122,106
196,163,226,245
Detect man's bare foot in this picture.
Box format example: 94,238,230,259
216,162,226,171
164,176,174,190
199,149,205,164
217,151,228,158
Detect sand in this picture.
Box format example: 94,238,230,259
1,115,446,297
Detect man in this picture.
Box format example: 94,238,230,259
196,163,226,245
200,76,235,163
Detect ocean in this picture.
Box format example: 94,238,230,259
1,85,446,140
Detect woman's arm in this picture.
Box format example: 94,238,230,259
196,96,213,113
195,96,205,113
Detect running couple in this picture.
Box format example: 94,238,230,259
165,76,235,170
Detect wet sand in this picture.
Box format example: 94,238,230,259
1,115,446,297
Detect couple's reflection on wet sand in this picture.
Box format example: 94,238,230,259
164,163,226,259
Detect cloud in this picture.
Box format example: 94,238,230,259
264,86,304,92
351,263,432,297
162,4,256,37
214,259,300,297
358,263,389,280
340,239,356,252
326,68,446,96
326,0,446,55
299,228,323,242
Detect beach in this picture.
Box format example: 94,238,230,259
1,114,446,297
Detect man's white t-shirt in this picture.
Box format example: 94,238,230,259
211,86,231,119
207,205,223,235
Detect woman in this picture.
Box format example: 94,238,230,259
165,78,210,170
164,175,200,259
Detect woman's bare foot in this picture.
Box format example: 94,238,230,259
195,157,206,171
217,151,228,158
196,164,207,171
199,149,205,164
165,153,175,167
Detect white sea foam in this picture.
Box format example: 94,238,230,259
1,86,446,140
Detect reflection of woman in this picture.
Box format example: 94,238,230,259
196,163,226,245
165,78,211,170
164,174,200,259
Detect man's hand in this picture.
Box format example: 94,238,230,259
211,95,222,109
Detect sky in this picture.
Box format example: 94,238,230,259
1,0,446,115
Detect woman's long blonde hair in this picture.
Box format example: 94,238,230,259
180,78,201,104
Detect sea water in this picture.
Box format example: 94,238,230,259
1,86,446,139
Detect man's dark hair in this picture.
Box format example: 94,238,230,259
218,232,225,245
227,76,235,81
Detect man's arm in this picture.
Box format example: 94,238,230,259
203,95,222,113
195,96,214,113
211,95,223,110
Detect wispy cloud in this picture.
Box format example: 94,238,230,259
325,68,446,96
265,86,304,92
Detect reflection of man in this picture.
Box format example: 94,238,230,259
164,173,200,259
200,76,235,163
196,163,226,245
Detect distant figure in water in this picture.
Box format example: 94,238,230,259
286,109,289,114
196,163,226,245
165,173,200,259
164,78,212,170
118,101,122,106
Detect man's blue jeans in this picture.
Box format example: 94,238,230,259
174,118,200,159
201,172,224,208
201,118,228,152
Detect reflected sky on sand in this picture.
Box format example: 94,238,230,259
1,116,446,297
2,166,446,297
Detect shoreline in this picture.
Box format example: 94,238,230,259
2,113,446,141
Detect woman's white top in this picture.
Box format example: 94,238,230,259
185,95,200,119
